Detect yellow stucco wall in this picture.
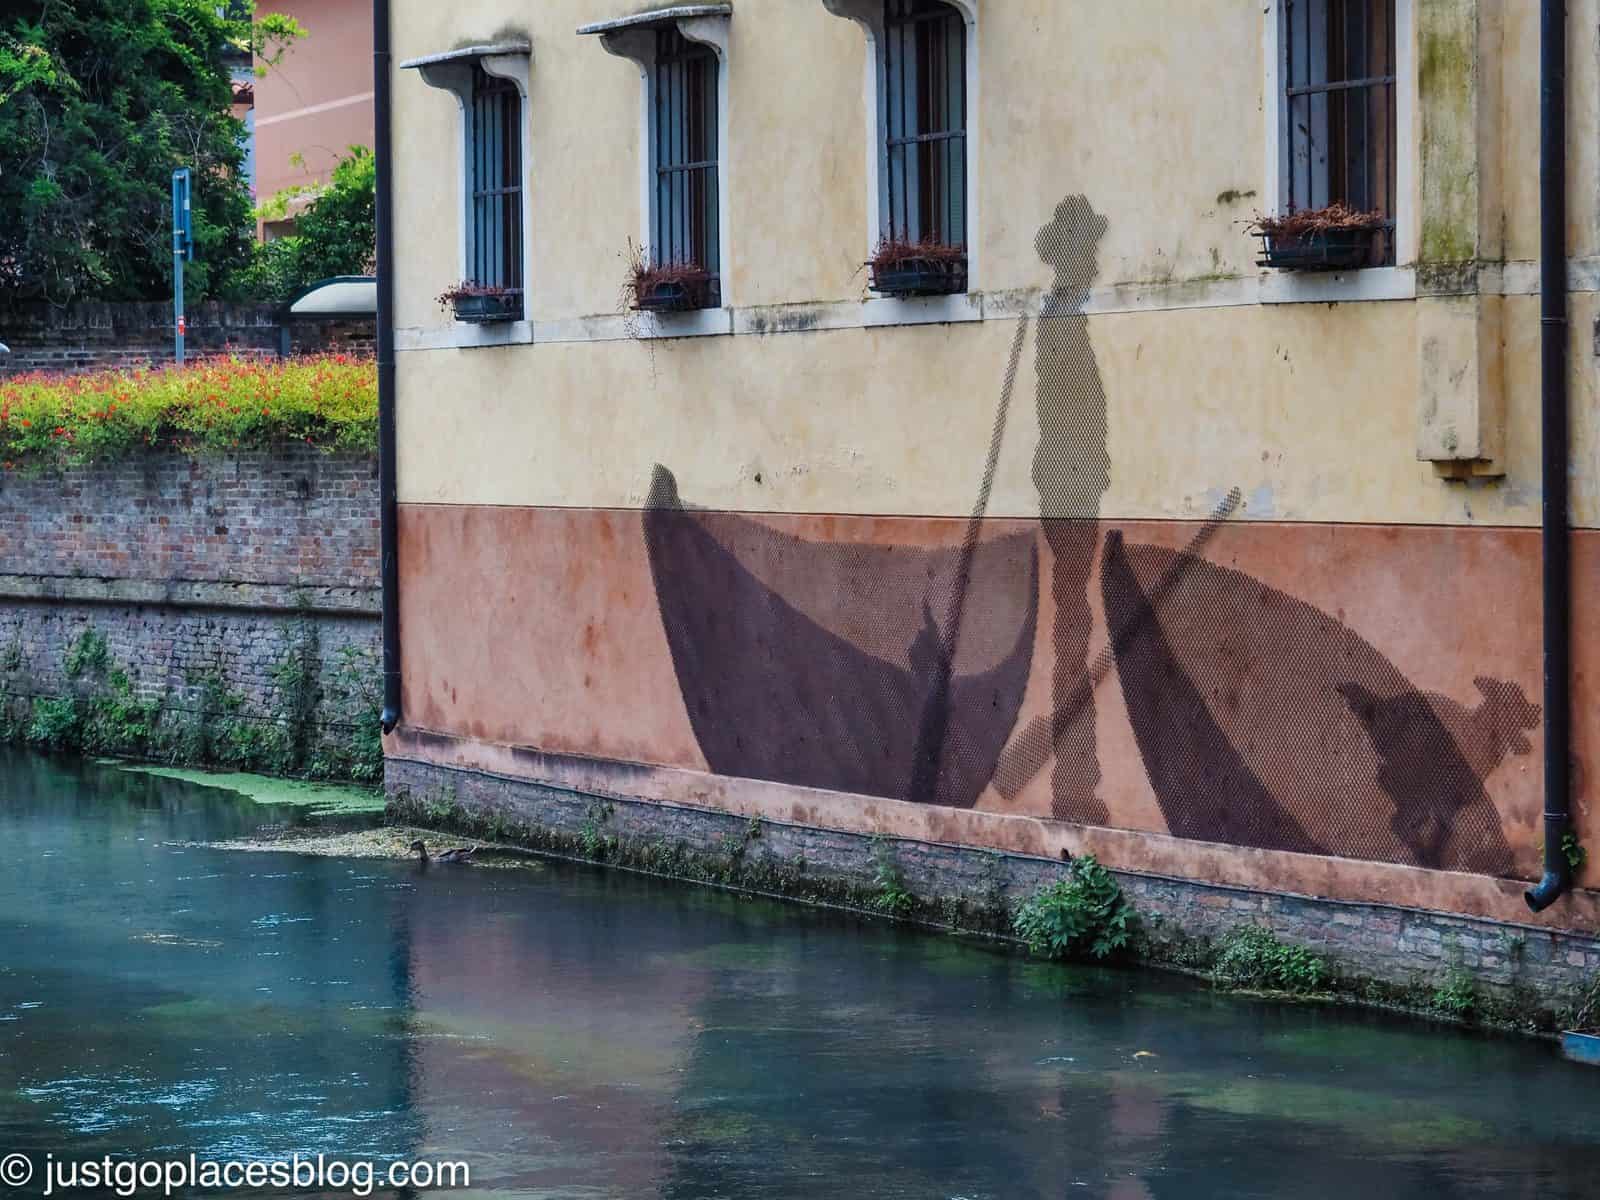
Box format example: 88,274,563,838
390,0,1600,525
397,293,1600,527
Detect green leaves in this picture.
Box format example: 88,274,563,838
1210,927,1329,994
0,1,296,307
0,354,376,471
229,146,376,303
1013,855,1137,962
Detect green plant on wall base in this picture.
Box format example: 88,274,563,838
64,628,109,679
307,644,383,784
1210,926,1328,994
30,628,159,756
1014,854,1136,962
869,836,915,917
1431,967,1478,1020
82,668,159,756
26,696,79,750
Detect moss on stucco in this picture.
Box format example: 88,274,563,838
1417,0,1480,265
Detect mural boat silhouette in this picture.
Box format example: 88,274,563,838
644,466,1039,810
1100,531,1533,877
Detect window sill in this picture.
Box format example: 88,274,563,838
858,293,982,327
435,320,535,350
1258,265,1415,305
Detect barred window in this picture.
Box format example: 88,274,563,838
883,0,966,251
468,65,524,305
653,26,720,282
1282,0,1397,264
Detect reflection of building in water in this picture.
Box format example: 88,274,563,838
385,0,1600,964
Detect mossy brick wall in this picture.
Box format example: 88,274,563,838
0,446,380,774
0,301,374,378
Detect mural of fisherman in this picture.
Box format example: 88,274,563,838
1032,195,1112,825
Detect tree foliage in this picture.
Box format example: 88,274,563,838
0,1,299,308
227,145,376,303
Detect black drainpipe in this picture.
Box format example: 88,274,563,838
1527,0,1570,912
374,0,401,734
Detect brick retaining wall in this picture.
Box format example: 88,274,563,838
0,446,380,773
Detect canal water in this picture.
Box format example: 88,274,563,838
1,751,1597,1198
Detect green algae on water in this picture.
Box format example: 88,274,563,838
117,763,383,817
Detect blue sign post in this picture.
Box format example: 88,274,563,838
171,168,193,365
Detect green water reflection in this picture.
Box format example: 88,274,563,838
0,751,1596,1198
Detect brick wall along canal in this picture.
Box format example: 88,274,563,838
4,749,1599,1199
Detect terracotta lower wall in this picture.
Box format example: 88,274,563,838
391,499,1600,933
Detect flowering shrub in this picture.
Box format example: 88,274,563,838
0,354,376,470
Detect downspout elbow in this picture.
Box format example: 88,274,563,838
1527,867,1568,913
1527,805,1571,911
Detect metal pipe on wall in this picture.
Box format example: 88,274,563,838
1527,0,1571,913
375,0,401,735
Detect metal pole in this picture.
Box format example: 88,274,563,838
172,168,191,365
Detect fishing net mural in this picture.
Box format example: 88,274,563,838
640,192,1537,880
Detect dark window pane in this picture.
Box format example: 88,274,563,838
653,27,719,275
883,0,966,252
467,66,523,307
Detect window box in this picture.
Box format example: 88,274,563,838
868,241,968,297
437,284,523,323
869,256,968,297
454,292,522,323
1255,227,1385,272
635,278,719,312
1249,207,1388,273
626,255,719,313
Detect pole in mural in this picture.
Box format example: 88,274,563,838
171,167,193,365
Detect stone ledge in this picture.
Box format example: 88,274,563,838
0,573,380,616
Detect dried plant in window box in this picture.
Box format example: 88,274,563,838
1249,204,1388,272
867,238,968,297
436,281,522,323
624,247,719,313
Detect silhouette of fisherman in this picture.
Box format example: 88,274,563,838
1033,196,1111,824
